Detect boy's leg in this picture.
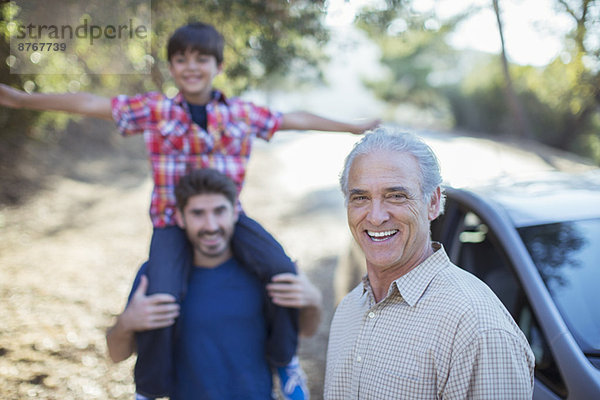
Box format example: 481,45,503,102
134,226,191,398
232,214,307,399
232,213,296,282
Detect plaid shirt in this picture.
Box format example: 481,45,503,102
112,90,282,227
324,244,535,399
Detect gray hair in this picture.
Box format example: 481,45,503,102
339,126,446,212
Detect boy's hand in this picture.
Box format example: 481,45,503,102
0,83,26,109
349,118,381,135
120,275,180,332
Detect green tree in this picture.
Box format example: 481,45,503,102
0,0,331,203
355,1,469,122
356,0,600,163
550,0,600,159
0,0,330,134
0,0,329,205
492,0,534,139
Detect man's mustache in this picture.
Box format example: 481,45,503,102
196,229,225,238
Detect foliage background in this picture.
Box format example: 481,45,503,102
355,0,600,162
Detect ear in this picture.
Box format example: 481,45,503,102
427,187,441,221
174,208,185,229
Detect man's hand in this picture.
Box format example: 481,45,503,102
267,271,323,337
266,272,322,309
0,83,25,109
106,275,180,363
121,275,180,332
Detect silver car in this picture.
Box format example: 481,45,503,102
431,170,600,399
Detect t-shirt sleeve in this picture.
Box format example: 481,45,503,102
111,93,155,136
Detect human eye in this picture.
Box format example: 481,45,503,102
214,205,230,216
349,193,369,204
386,192,408,203
172,54,185,63
190,209,204,217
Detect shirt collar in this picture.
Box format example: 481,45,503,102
393,242,449,307
361,243,450,307
172,89,228,106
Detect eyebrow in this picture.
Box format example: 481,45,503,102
385,186,409,192
349,188,369,197
349,186,410,195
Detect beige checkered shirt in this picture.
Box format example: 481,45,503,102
324,244,534,399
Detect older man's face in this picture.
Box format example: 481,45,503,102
346,150,440,277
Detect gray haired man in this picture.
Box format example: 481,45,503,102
325,127,534,399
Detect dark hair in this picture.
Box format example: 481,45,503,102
167,22,224,64
175,169,237,211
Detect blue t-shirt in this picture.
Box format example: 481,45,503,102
132,259,272,399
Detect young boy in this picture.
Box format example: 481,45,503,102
0,22,379,399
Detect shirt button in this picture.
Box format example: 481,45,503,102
368,312,376,319
356,355,362,362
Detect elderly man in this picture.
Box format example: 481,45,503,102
324,127,534,399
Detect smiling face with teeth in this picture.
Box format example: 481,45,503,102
175,192,239,268
346,149,441,288
168,49,223,105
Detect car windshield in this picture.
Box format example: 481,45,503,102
518,218,600,354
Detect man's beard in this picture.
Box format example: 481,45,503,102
192,228,230,258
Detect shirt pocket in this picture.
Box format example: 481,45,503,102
370,364,437,398
156,119,189,154
367,345,437,396
215,122,250,156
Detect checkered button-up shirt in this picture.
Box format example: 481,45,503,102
324,244,534,399
112,90,282,227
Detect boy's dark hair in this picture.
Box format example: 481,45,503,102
175,168,237,211
167,22,224,64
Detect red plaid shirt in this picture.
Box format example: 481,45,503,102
112,90,282,227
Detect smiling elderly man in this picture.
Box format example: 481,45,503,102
324,127,534,399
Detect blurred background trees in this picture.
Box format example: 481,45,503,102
356,0,599,162
0,0,599,201
0,0,329,138
0,0,329,203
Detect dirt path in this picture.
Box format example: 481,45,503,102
0,130,356,399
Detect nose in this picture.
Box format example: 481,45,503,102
366,200,389,226
182,58,199,70
203,213,219,231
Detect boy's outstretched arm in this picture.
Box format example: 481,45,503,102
280,111,380,135
0,83,112,120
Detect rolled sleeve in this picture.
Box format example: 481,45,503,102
227,98,282,142
111,93,155,136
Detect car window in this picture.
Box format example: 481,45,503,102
433,204,568,397
518,219,600,354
